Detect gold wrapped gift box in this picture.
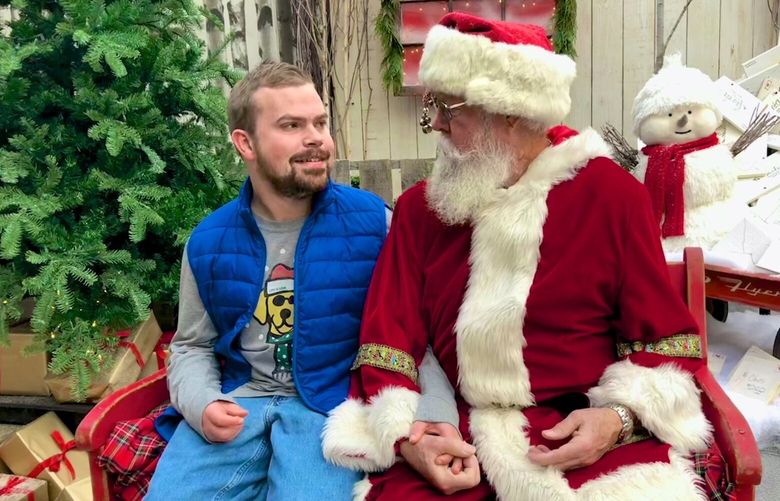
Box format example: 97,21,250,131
0,329,49,396
53,477,92,501
0,413,89,501
45,312,162,403
0,473,49,501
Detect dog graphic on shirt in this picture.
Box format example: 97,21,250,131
253,264,294,373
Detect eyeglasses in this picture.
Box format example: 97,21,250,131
420,92,467,134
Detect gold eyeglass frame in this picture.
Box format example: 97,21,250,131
420,92,467,134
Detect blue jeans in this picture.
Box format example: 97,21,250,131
145,396,360,500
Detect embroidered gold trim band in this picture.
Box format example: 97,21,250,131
617,334,702,358
351,343,418,384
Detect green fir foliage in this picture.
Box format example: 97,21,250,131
376,0,403,95
0,0,244,399
552,0,577,58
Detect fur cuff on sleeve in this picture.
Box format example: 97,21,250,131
587,360,712,452
321,386,419,471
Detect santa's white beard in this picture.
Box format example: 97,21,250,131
425,133,513,226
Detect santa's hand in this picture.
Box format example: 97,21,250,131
400,431,480,494
202,400,248,443
526,408,622,471
409,420,465,474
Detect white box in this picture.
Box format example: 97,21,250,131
715,76,778,131
739,63,780,96
757,77,780,100
743,44,780,77
734,134,769,178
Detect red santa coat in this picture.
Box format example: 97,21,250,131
323,128,712,500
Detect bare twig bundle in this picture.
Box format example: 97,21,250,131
601,123,639,172
731,106,780,157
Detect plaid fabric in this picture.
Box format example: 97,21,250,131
97,403,169,501
694,443,736,501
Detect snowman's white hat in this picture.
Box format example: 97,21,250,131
632,53,722,136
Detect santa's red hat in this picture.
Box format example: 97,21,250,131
266,264,294,295
418,12,576,128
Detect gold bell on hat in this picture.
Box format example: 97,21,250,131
419,92,433,134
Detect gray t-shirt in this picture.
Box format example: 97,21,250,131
231,214,303,397
167,208,458,439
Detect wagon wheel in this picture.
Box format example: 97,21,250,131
706,298,729,323
774,328,780,359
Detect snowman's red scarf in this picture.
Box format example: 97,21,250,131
641,133,719,237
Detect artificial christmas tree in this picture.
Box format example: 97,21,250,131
0,0,243,399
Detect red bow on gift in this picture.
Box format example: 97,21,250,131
26,430,77,481
0,475,36,501
116,329,145,368
153,331,174,369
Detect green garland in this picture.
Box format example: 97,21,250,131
552,0,577,58
376,0,578,95
375,0,404,95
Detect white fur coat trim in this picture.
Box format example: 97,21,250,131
470,408,706,500
470,407,576,501
575,448,707,500
418,25,576,127
352,475,372,501
587,360,712,452
456,128,612,408
321,387,419,472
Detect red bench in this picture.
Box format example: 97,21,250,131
76,247,762,500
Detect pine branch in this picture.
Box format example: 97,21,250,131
375,0,402,95
1,0,237,399
553,0,577,57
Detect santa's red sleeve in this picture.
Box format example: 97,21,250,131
321,189,430,472
587,184,712,452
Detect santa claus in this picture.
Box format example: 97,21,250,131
322,12,724,501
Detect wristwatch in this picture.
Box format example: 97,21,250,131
602,403,635,444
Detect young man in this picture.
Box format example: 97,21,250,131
146,62,459,500
323,13,722,500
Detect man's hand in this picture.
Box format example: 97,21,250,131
527,407,622,471
202,401,248,443
401,421,481,495
409,421,465,473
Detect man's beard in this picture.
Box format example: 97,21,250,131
425,128,513,225
256,145,332,199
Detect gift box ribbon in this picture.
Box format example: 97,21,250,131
0,476,36,501
26,430,77,481
116,329,145,368
153,331,174,369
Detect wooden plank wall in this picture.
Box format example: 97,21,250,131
2,1,776,157
334,0,779,158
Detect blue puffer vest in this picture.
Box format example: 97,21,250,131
156,178,386,440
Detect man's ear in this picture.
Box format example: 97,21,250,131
231,129,256,161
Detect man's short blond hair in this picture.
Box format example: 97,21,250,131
228,62,313,133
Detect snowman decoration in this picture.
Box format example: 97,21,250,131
632,54,746,253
